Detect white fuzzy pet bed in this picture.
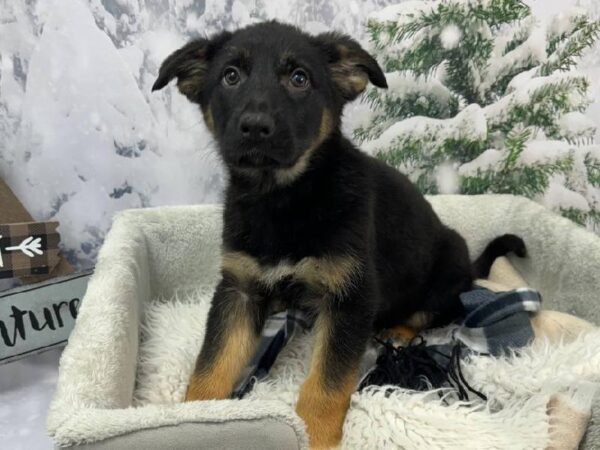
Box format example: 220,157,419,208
47,195,600,449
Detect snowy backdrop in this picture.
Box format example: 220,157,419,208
0,0,599,271
358,0,600,228
1,2,600,450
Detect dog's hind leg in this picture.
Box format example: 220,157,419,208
185,277,266,401
422,228,473,328
379,311,433,344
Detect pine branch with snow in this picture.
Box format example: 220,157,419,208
361,0,600,229
541,14,600,75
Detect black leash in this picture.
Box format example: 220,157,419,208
359,335,487,402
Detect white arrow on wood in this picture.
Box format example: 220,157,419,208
5,236,44,258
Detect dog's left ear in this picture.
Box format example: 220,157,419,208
152,32,232,101
313,32,387,102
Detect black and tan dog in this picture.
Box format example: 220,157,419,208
153,21,525,449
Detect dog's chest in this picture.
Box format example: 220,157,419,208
221,250,360,299
226,190,343,260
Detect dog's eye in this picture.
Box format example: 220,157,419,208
289,68,310,89
222,67,241,86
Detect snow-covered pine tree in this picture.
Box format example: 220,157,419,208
357,0,600,229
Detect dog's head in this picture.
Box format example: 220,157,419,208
153,21,387,180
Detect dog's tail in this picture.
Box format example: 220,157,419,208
472,234,527,279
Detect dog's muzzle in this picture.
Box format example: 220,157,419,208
236,150,281,168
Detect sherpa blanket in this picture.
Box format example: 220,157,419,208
47,195,600,449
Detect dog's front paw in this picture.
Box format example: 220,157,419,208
184,384,205,402
309,441,342,450
296,390,348,450
184,374,231,402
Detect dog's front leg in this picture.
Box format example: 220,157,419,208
296,284,373,449
186,277,264,401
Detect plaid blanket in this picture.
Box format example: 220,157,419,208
456,286,542,355
231,286,542,399
232,309,313,398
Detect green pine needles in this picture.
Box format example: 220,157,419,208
359,0,600,229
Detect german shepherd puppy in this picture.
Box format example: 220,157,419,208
153,21,525,449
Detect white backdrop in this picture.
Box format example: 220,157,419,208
0,1,599,449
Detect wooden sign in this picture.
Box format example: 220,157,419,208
0,179,89,364
0,222,62,279
0,271,91,364
1,178,74,282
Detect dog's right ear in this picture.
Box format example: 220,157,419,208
152,32,232,101
312,32,387,102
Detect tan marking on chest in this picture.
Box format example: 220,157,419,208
220,250,360,295
295,255,360,295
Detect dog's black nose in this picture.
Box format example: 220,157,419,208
239,112,274,140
